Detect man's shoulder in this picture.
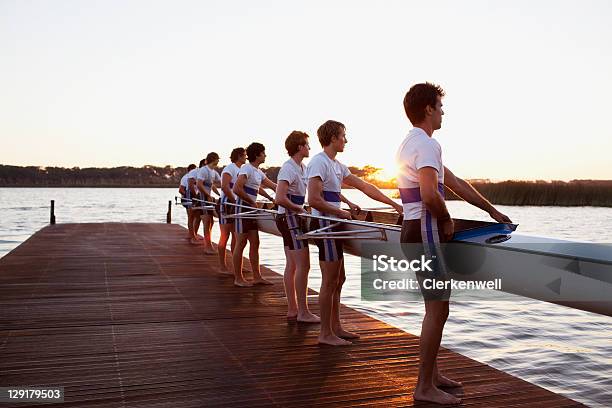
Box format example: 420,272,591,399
307,152,327,167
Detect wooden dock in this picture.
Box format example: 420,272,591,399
0,223,585,407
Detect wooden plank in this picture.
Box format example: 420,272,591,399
0,223,585,407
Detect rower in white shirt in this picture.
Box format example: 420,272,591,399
232,142,277,287
274,131,319,323
307,120,403,346
196,152,221,255
397,83,510,405
178,163,197,240
217,147,247,274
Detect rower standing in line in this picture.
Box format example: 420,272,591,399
217,147,247,275
179,163,197,240
274,131,320,323
188,159,207,243
307,120,403,346
397,83,511,404
232,142,277,287
197,152,221,255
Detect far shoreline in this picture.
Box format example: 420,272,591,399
2,184,611,208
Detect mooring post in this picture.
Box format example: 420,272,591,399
166,200,172,223
50,200,56,225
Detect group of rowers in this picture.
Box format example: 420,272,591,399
178,83,511,405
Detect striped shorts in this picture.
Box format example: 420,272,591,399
276,213,307,251
234,198,258,234
400,214,451,301
218,196,234,225
311,217,343,262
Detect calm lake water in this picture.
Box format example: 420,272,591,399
1,188,611,407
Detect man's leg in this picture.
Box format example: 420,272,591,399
283,246,298,318
192,210,203,242
217,223,233,275
331,259,359,339
413,300,461,404
249,230,272,285
318,260,350,346
203,214,216,254
433,360,463,388
186,208,194,239
292,247,319,323
232,233,251,287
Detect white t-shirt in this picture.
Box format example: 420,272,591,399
220,162,241,200
180,168,199,188
237,162,266,201
306,151,351,216
395,127,445,220
277,158,307,214
197,166,220,195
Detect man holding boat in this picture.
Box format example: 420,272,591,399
187,159,207,243
275,131,320,323
307,120,403,346
397,82,511,404
217,147,247,274
179,163,197,240
197,152,221,255
232,142,277,287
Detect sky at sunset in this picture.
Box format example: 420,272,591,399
1,0,611,181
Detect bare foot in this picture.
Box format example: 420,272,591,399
233,280,253,287
318,334,352,346
218,268,234,276
335,328,360,339
413,386,461,405
190,239,200,245
436,374,463,388
195,235,204,241
297,312,320,323
252,278,273,285
204,249,217,255
286,312,298,320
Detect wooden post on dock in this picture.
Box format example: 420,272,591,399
50,200,56,225
166,200,172,224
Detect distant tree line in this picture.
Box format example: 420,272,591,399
1,164,611,206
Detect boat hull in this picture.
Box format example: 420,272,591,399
256,211,611,316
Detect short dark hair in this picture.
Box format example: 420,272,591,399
246,142,265,162
230,147,246,163
198,158,206,167
403,82,445,125
285,131,309,156
206,152,219,164
187,163,197,171
317,120,345,147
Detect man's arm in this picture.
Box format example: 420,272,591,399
342,175,403,214
221,173,235,202
275,180,305,213
196,179,213,202
211,173,221,197
188,178,198,198
307,177,351,219
339,193,361,214
233,174,255,205
418,167,453,239
443,167,512,223
257,177,276,201
258,187,274,202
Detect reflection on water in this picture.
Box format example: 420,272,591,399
0,188,611,407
